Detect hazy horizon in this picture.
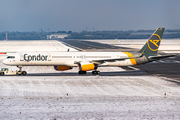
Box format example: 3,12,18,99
0,0,180,32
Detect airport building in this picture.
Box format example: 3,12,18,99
47,33,69,39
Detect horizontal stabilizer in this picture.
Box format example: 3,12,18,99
148,54,177,60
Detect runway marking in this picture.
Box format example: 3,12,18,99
60,41,83,51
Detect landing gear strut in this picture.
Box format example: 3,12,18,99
78,71,87,74
17,66,27,75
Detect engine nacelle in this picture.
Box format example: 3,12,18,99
54,66,72,71
78,62,97,71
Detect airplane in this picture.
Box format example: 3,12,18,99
2,28,176,75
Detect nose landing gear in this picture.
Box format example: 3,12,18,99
17,66,27,75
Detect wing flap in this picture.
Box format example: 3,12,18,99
91,52,144,64
91,56,136,63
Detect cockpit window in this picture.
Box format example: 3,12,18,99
7,56,15,59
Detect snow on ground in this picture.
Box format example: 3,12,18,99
0,76,180,119
0,40,77,52
0,40,180,119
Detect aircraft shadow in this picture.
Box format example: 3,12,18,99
24,70,147,76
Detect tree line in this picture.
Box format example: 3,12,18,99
0,29,180,40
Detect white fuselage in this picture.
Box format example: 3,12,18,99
3,51,136,67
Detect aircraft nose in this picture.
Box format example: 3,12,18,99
3,59,9,65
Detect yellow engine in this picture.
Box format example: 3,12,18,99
54,66,72,71
78,62,97,71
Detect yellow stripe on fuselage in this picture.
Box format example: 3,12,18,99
123,52,137,65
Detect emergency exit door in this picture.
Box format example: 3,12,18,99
20,53,24,61
47,53,51,61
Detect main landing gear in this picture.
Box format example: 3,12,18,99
92,70,100,75
78,70,100,75
17,66,27,75
78,71,87,74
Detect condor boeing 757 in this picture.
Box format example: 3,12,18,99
2,28,176,75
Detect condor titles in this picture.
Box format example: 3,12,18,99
24,54,48,61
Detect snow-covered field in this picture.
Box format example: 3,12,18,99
0,40,180,119
0,76,180,119
0,40,77,52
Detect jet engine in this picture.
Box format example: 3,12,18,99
78,62,97,71
54,66,73,71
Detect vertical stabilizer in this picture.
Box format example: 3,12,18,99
138,28,165,56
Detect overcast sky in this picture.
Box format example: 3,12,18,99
0,0,180,32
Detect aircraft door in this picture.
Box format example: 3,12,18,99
20,53,24,61
47,53,51,61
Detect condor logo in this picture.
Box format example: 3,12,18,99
147,34,161,51
24,54,48,61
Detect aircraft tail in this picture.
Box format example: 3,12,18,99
138,28,165,56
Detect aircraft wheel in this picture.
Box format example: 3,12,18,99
22,71,27,75
92,71,100,75
78,71,87,74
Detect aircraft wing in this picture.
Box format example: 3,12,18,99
90,52,145,64
91,56,138,64
91,54,178,64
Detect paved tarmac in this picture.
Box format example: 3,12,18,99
0,70,146,76
59,39,136,51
